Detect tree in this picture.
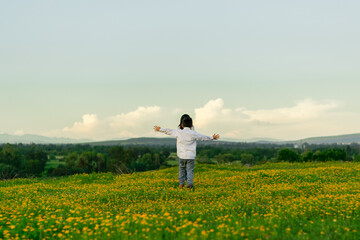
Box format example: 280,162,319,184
95,153,106,172
134,153,152,172
196,154,213,164
0,163,16,179
301,151,313,162
152,153,161,169
76,153,89,171
278,148,300,162
241,153,255,165
313,149,347,162
215,153,235,163
48,165,69,177
65,152,78,169
24,160,43,176
328,149,347,161
0,144,22,169
24,145,48,171
108,146,131,174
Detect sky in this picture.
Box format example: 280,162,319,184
1,0,360,141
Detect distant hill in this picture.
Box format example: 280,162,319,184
89,133,360,146
2,132,360,145
87,137,177,146
293,133,360,145
0,134,90,144
86,137,280,147
221,137,282,143
86,137,249,147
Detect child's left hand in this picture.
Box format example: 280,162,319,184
154,126,161,131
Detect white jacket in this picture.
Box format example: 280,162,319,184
159,127,213,159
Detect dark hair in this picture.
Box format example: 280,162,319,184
178,114,190,129
181,116,193,128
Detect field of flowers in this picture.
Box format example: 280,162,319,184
1,161,360,239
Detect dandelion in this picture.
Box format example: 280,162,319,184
0,161,359,239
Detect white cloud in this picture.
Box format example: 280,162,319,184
109,106,161,128
242,99,338,124
53,106,162,140
193,98,340,140
45,98,348,141
62,114,99,133
194,98,232,128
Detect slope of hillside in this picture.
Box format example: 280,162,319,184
87,137,177,146
295,133,360,144
1,162,359,239
2,132,360,145
0,133,90,144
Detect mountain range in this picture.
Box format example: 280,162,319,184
293,133,360,145
1,133,360,145
0,134,89,144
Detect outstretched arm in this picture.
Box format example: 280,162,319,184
154,125,176,137
193,132,220,141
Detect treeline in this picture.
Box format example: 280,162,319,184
51,146,171,177
0,144,48,179
1,142,360,180
196,146,277,165
196,143,360,164
0,144,173,179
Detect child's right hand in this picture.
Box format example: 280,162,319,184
213,134,220,140
154,126,161,131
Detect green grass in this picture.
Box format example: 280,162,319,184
0,161,360,239
44,159,66,170
166,152,179,166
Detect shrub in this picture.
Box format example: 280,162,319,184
0,163,16,179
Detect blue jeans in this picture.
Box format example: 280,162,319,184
178,158,195,186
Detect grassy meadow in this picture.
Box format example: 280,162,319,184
0,161,360,239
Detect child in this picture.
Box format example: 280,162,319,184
154,114,219,189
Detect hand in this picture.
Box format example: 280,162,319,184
154,126,161,131
213,134,220,140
